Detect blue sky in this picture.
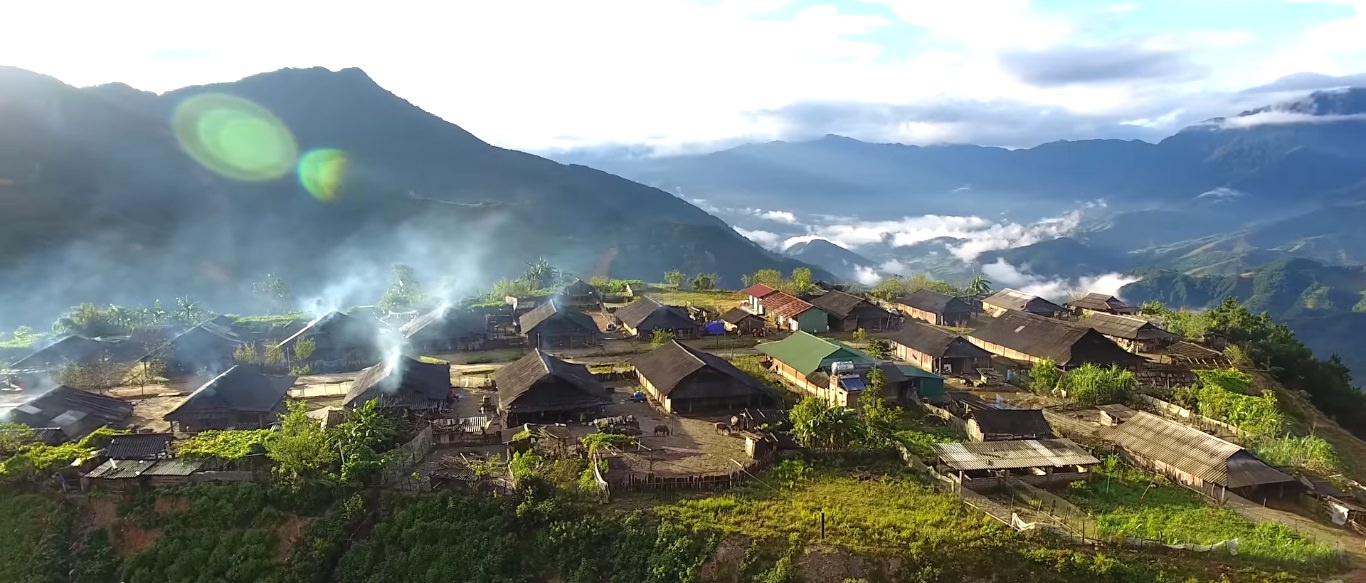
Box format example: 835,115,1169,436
3,0,1364,151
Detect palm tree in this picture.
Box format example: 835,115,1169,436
966,273,993,299
524,258,558,289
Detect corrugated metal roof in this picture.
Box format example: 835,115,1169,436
756,331,871,375
982,289,1064,315
1074,313,1177,341
741,284,779,298
142,459,203,476
1105,412,1293,488
932,439,1100,471
86,458,203,479
763,291,818,319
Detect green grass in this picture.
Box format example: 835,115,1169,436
0,490,70,582
646,288,746,310
230,313,311,325
1067,462,1341,570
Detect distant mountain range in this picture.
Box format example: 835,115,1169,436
0,66,818,329
782,239,879,282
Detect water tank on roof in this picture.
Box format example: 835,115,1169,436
830,361,856,376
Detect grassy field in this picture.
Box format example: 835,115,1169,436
646,288,746,311
1067,460,1342,571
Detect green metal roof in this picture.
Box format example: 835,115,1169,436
896,364,946,398
757,331,873,375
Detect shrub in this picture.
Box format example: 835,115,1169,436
1028,359,1061,394
1060,364,1134,406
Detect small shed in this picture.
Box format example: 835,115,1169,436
981,289,1065,318
966,409,1053,442
613,297,700,339
1066,293,1139,316
809,290,900,332
1105,412,1295,501
344,356,452,413
164,365,295,433
632,340,778,414
720,308,766,334
519,300,600,349
932,438,1100,491
495,349,611,426
890,320,992,376
894,289,977,327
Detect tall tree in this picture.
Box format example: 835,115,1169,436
663,270,685,287
751,269,783,289
268,401,339,487
173,296,208,326
789,267,816,294
379,263,428,313
53,304,128,337
252,273,294,313
690,273,718,291
524,257,558,289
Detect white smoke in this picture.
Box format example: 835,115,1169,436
980,259,1139,302
850,265,882,286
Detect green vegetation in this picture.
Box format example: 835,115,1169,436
892,425,961,458
789,396,867,449
0,325,45,349
1139,302,1211,341
52,299,209,338
690,273,719,291
1059,364,1134,407
177,429,273,460
0,426,113,482
232,313,310,326
1029,358,1062,394
745,267,817,295
251,274,294,314
590,277,644,294
581,433,637,454
0,490,72,583
378,263,428,313
1068,459,1342,571
650,328,676,347
664,270,685,287
869,273,963,302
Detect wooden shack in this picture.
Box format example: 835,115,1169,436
519,300,599,349
981,289,1064,318
163,365,295,433
894,289,977,327
632,340,778,414
613,297,700,339
968,310,1143,368
965,409,1053,442
890,320,992,376
808,289,900,332
495,349,611,425
1105,412,1295,502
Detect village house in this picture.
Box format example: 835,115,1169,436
162,320,245,375
83,457,205,492
757,331,943,408
932,439,1100,491
519,299,600,349
720,307,766,334
3,385,133,443
1072,313,1179,354
163,365,295,433
400,307,489,353
968,310,1143,368
278,311,381,370
632,340,779,414
894,289,978,327
344,356,453,414
1066,293,1140,316
1105,412,1295,502
890,320,993,376
613,296,700,339
740,284,779,315
761,291,831,334
5,335,143,381
556,279,601,309
495,349,611,426
965,409,1053,442
981,289,1066,318
809,289,901,332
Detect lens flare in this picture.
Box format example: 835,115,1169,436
172,93,298,181
298,148,349,202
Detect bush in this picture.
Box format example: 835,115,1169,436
177,430,273,460
1028,359,1061,394
1059,364,1134,406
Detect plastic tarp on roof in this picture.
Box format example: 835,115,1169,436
704,321,726,335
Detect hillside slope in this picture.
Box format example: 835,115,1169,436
0,66,817,329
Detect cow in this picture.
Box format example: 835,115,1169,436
653,424,671,436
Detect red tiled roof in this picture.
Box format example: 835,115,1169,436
741,284,779,298
763,291,815,319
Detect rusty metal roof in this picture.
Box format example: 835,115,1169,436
1105,412,1293,488
932,439,1100,471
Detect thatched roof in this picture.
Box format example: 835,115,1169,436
1066,293,1137,313
1106,412,1293,488
1074,313,1177,342
400,307,488,341
8,336,140,371
518,300,598,335
614,297,695,331
808,290,876,318
279,311,379,349
968,409,1052,437
3,386,133,442
721,308,763,325
982,289,1064,315
632,340,774,399
890,321,991,359
165,366,295,421
494,349,608,413
344,356,451,410
969,310,1140,367
896,289,976,315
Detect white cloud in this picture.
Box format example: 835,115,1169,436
1215,111,1366,129
1197,187,1247,200
981,259,1140,301
748,208,800,224
1106,3,1141,13
850,265,883,285
733,227,782,249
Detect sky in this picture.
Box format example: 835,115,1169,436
4,0,1366,152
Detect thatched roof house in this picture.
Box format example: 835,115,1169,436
519,300,599,349
344,356,452,412
968,310,1141,368
720,308,765,333
894,289,978,327
278,311,381,368
164,365,295,433
613,297,698,339
809,290,899,332
1072,313,1178,353
400,307,489,353
2,386,133,443
164,320,244,375
889,320,992,376
632,340,777,414
1106,412,1294,500
981,289,1064,318
966,409,1053,442
495,349,609,425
